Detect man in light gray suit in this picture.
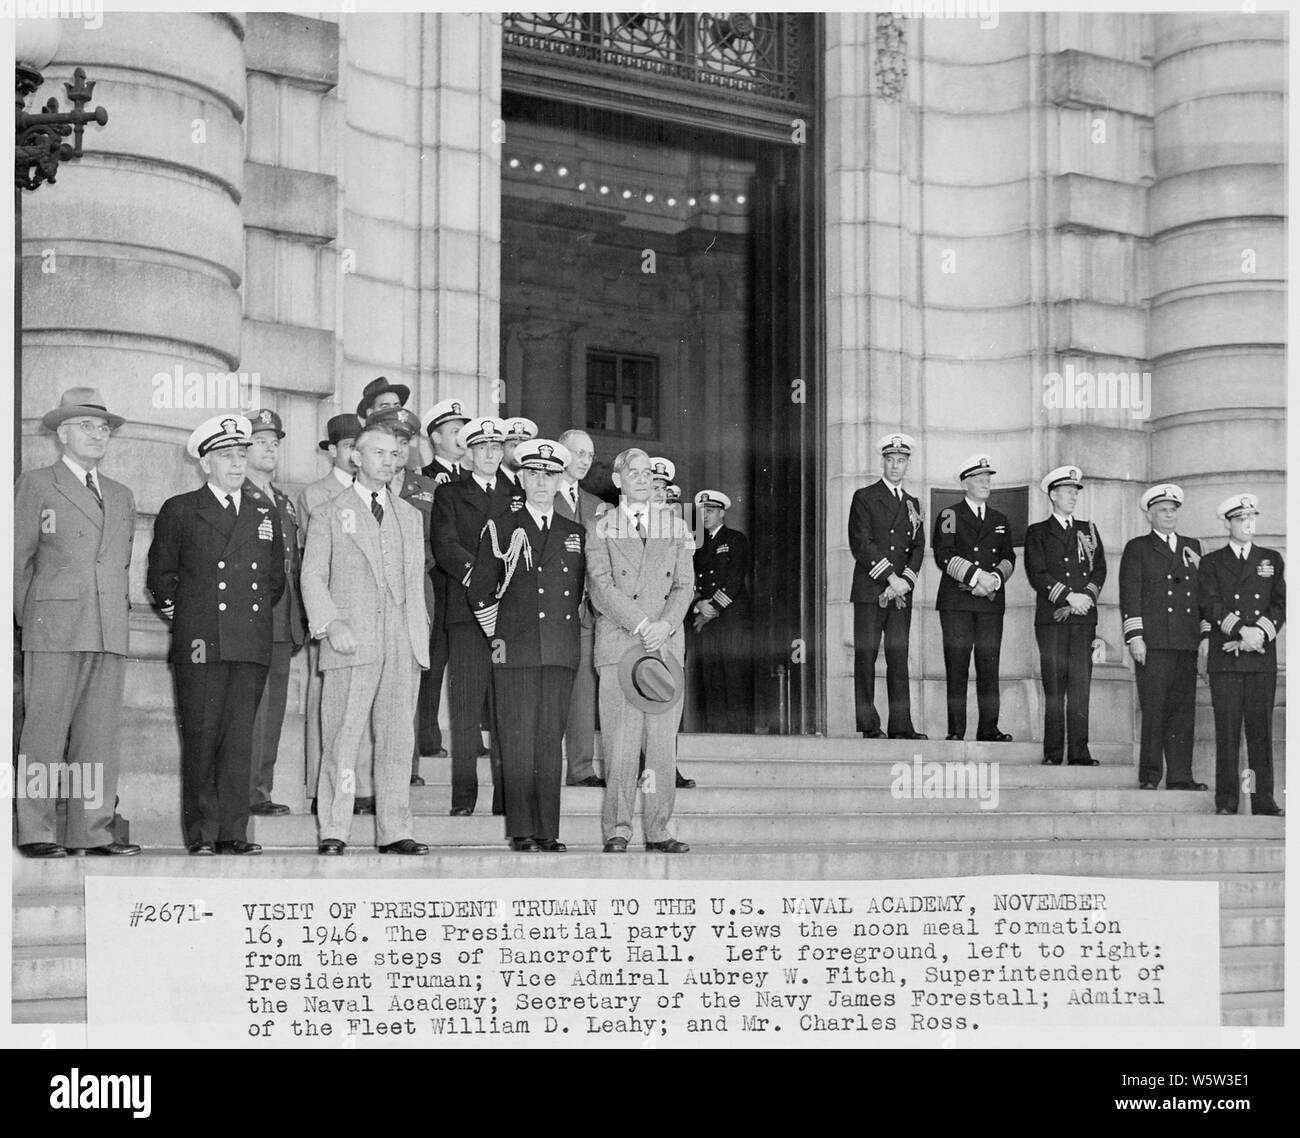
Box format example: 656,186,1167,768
300,422,430,855
14,388,141,857
586,448,695,853
555,428,607,787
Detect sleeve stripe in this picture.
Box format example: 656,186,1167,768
1199,620,1212,634
902,567,918,585
1086,582,1101,598
996,559,1014,579
1123,617,1143,633
1259,616,1277,640
946,556,973,581
870,558,891,579
714,591,731,608
1221,613,1239,634
1049,582,1066,603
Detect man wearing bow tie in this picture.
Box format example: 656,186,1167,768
849,432,927,740
147,415,287,855
1023,465,1107,766
1199,493,1285,816
15,389,141,858
932,454,1016,742
1119,483,1209,791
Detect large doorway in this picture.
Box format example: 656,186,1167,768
500,15,824,733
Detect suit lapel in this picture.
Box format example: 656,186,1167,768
226,490,269,556
1235,546,1257,584
345,489,384,584
1150,532,1174,562
53,461,105,528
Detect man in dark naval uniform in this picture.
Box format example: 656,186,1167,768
432,415,515,815
1200,493,1285,816
932,453,1015,742
147,414,286,854
1119,482,1209,791
848,432,927,740
243,408,307,815
1023,464,1107,766
691,489,753,733
469,439,585,851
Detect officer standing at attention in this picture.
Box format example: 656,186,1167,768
848,432,927,740
691,489,753,733
1023,465,1106,766
1199,493,1285,816
932,454,1015,742
469,439,585,851
147,415,286,855
1119,483,1209,791
499,416,537,498
418,396,471,758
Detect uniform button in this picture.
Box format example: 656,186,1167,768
564,590,570,596
539,612,545,618
251,583,258,590
1186,609,1191,614
218,603,227,611
538,588,545,594
252,604,259,612
1167,590,1172,595
1234,595,1239,600
1254,594,1260,599
218,561,225,569
251,562,257,570
219,582,226,590
1168,607,1173,613
973,547,979,552
566,614,572,620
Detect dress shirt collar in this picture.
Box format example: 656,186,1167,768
332,466,354,488
63,455,98,489
353,481,391,511
475,473,496,495
1229,539,1253,559
525,502,553,530
207,483,240,510
1052,511,1073,530
965,496,986,518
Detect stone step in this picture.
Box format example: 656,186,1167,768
1221,946,1283,995
11,997,86,1026
665,761,1141,789
1220,989,1284,1027
1220,908,1284,948
246,809,1282,847
678,736,1139,765
13,842,1285,890
13,894,85,946
405,785,1221,814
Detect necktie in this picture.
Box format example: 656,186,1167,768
976,507,984,522
371,492,383,525
86,473,103,509
892,486,900,502
540,515,549,538
636,511,647,543
1238,547,1246,561
485,480,495,498
224,494,237,516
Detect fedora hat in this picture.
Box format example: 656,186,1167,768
617,644,685,715
41,387,125,431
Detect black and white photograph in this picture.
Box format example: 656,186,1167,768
4,0,1294,1094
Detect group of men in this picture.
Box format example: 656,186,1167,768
15,384,753,857
851,433,1285,816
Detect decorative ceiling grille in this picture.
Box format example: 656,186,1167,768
504,12,806,105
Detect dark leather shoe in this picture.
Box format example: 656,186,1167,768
645,838,690,853
509,837,540,852
429,748,449,758
946,734,963,741
19,842,67,859
1068,758,1100,766
569,775,606,787
1254,805,1285,817
72,841,141,856
1041,757,1063,766
1216,808,1234,815
862,729,887,739
676,770,696,789
216,839,262,855
977,732,1014,742
603,837,628,853
318,839,346,855
449,807,473,817
888,731,928,740
354,797,376,815
1167,781,1208,791
187,841,215,856
1139,782,1158,790
534,838,567,852
410,776,426,787
309,798,318,815
249,801,290,816
379,838,429,855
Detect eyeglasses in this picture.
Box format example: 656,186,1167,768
71,420,112,436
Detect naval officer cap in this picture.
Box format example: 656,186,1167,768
516,439,571,473
1217,492,1260,520
319,413,361,452
421,397,470,436
694,489,731,511
365,406,421,439
1041,464,1084,494
957,454,996,482
666,484,682,504
457,415,506,448
249,408,285,439
187,414,252,459
355,376,410,418
502,416,538,442
648,457,676,483
878,432,916,457
1140,483,1184,511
